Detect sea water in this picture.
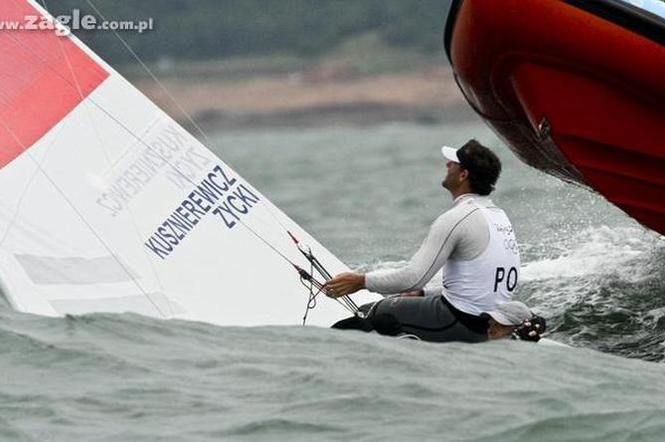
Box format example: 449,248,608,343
2,121,665,441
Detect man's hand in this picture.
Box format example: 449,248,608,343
324,272,365,298
511,315,547,342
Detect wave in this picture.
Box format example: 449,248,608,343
4,314,665,441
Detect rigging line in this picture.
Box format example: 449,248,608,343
0,0,63,225
82,0,307,250
12,2,355,315
0,122,67,250
288,231,359,313
0,114,168,319
295,264,356,316
39,0,175,318
39,0,112,170
101,117,162,177
301,260,316,325
82,0,306,255
83,0,211,147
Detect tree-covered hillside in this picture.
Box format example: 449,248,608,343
46,0,452,63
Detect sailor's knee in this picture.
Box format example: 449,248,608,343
370,313,402,336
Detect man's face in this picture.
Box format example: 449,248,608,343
442,161,464,192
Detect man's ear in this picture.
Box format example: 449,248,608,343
459,169,469,182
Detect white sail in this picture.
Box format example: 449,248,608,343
0,0,379,326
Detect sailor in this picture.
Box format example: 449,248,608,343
325,139,522,343
331,300,545,342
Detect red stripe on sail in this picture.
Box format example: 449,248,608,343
0,0,109,169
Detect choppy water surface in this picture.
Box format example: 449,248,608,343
2,121,665,441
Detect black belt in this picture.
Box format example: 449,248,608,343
441,296,489,335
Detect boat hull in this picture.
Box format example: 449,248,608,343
445,0,665,235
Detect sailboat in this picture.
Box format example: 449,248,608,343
0,0,380,327
445,0,665,236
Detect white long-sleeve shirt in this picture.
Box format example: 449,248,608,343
365,194,491,296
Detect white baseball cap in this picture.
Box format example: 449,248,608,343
441,145,460,163
482,301,533,326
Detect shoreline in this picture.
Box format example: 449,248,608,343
185,102,479,132
130,63,479,131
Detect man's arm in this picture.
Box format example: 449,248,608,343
326,211,471,297
364,213,462,293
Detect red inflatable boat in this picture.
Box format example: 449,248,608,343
445,0,665,236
